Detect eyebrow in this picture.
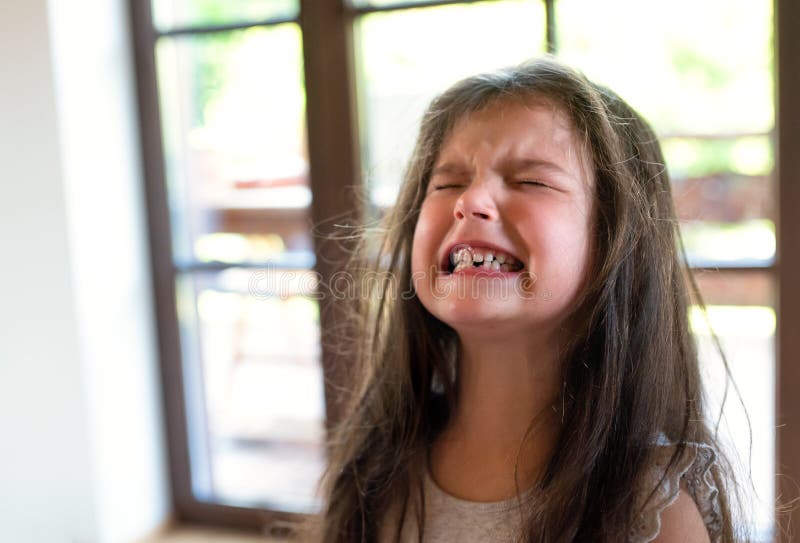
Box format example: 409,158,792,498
430,162,470,177
503,157,569,176
431,157,570,177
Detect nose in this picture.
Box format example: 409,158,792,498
454,179,499,221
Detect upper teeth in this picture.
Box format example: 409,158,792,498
448,245,523,272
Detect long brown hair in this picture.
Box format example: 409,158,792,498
311,56,744,542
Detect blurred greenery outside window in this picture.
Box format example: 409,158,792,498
144,0,774,537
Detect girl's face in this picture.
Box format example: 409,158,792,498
411,99,596,340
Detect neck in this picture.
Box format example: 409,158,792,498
429,328,563,501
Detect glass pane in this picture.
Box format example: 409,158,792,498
664,136,773,180
680,220,774,268
355,0,546,207
665,135,775,267
156,25,310,266
690,271,775,539
152,0,298,31
556,0,773,135
177,268,325,512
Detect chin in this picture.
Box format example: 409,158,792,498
429,301,518,329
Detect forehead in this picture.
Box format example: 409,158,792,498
442,98,580,155
436,98,592,183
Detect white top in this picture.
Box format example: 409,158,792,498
378,441,722,543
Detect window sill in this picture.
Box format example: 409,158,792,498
136,524,286,543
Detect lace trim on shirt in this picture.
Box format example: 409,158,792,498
628,441,722,543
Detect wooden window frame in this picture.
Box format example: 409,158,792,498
129,0,363,533
129,0,799,537
775,0,799,540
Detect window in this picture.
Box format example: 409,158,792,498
130,0,334,530
130,0,797,538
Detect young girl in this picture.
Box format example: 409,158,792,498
313,57,743,542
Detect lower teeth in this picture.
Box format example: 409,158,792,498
452,262,516,273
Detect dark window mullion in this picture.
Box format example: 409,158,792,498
300,0,363,431
544,0,556,53
156,15,300,38
347,0,506,15
689,264,776,274
129,0,196,519
658,130,774,141
777,0,800,536
173,252,316,274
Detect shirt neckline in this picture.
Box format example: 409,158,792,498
423,462,538,513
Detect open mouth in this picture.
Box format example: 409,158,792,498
446,243,524,274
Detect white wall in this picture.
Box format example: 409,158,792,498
0,0,169,541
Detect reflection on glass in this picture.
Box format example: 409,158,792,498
179,269,325,512
152,0,298,31
556,0,773,135
156,24,310,264
355,0,545,207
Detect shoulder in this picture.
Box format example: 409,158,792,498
650,486,711,543
629,439,723,543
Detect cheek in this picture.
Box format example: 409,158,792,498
546,212,595,299
410,218,433,276
517,202,592,274
410,224,436,310
411,205,444,268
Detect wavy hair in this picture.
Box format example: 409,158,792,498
310,56,744,542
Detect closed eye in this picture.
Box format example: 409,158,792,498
432,183,465,190
516,179,548,188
